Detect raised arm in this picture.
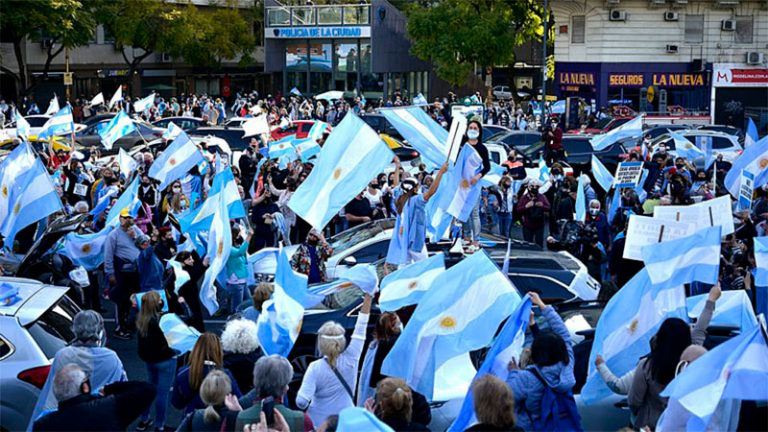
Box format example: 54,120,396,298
692,283,720,345
423,162,449,202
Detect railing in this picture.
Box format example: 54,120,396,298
266,4,370,27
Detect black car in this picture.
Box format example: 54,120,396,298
487,130,542,153
152,116,208,133
562,135,627,175
75,118,164,155
190,126,251,152
482,125,511,141
360,113,402,140
81,113,118,127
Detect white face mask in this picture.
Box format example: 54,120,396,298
589,208,599,216
467,129,480,140
172,186,181,193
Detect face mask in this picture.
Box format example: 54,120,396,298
396,322,404,332
172,186,181,193
589,208,599,216
555,174,564,181
467,129,480,140
676,164,684,170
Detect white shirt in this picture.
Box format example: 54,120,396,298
296,312,370,426
363,188,382,207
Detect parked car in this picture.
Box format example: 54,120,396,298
152,116,208,132
0,135,72,154
698,124,744,144
270,120,330,141
643,124,690,140
0,277,80,432
650,130,743,164
380,134,421,163
561,135,628,175
81,113,120,127
75,118,164,155
360,113,401,141
190,126,251,153
2,115,85,139
492,85,513,100
482,124,511,141
486,130,542,154
568,116,632,135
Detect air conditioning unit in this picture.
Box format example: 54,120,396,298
160,53,172,62
721,19,736,31
664,11,679,21
692,58,705,71
609,10,627,21
666,44,679,53
746,52,764,65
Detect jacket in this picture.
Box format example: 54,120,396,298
177,407,239,432
516,192,551,230
33,381,155,431
223,350,263,394
171,364,242,414
225,241,250,282
137,316,176,364
505,306,575,432
235,397,313,432
137,246,164,292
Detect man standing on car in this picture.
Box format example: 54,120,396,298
104,208,142,339
516,179,550,247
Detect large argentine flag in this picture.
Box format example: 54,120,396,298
379,252,445,311
448,295,530,432
294,137,321,162
257,248,306,357
162,121,183,141
381,251,521,400
380,106,450,171
669,130,705,161
581,269,687,405
38,105,75,140
179,167,246,234
199,194,231,315
724,135,768,196
268,135,296,159
288,113,394,230
660,323,768,431
641,226,721,290
159,313,200,354
0,142,37,231
591,155,615,192
63,227,114,270
590,115,643,151
148,131,204,190
755,237,768,316
99,110,136,150
686,290,757,332
438,144,483,222
744,117,759,148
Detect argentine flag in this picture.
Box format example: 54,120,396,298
162,121,183,141
380,106,450,171
591,155,615,192
63,227,114,270
413,93,428,106
257,248,306,357
448,296,531,432
379,252,445,311
268,135,296,159
133,93,155,113
179,167,247,234
479,162,505,188
148,131,204,190
308,121,329,141
199,194,231,315
108,86,122,109
537,154,550,183
438,144,483,222
337,407,394,432
294,137,321,162
289,113,394,230
0,156,64,244
99,111,137,150
641,226,721,290
669,130,705,161
686,290,757,332
117,148,138,178
581,269,687,405
660,323,768,431
381,251,521,400
159,313,200,354
44,95,60,116
744,117,759,148
590,115,643,151
15,109,30,141
724,135,768,197
38,105,74,140
755,237,768,316
105,177,140,228
0,142,37,230
575,174,587,222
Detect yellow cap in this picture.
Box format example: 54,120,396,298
119,208,132,218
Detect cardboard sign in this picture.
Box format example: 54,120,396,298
614,161,644,188
73,183,88,196
653,195,734,236
446,114,467,163
623,215,696,261
738,170,754,211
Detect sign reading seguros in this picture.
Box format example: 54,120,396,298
266,26,371,39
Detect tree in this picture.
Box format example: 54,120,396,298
405,0,549,94
180,8,256,69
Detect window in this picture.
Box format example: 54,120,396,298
684,15,704,44
0,336,12,360
267,7,290,26
510,274,574,302
571,16,585,44
26,298,78,359
293,7,315,26
735,16,753,44
350,240,388,263
317,6,342,25
343,5,369,25
102,25,115,44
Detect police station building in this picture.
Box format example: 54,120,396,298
263,0,432,101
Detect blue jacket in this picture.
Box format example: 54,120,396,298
506,306,576,431
225,241,249,281
137,246,164,291
585,211,611,248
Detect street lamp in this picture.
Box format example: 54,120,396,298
541,0,548,120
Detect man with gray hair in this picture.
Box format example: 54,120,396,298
33,363,155,431
235,355,313,431
28,310,127,429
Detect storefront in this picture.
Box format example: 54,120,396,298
711,63,768,128
264,0,431,100
555,62,710,115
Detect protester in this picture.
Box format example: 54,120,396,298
174,251,208,332
104,208,143,339
366,378,429,431
466,375,524,432
517,180,550,247
221,318,263,393
241,282,274,324
290,229,333,284
176,370,241,431
223,228,253,315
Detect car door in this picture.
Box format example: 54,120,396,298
76,123,101,147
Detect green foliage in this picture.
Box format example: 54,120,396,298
406,0,547,87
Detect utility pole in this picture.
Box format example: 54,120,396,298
541,0,548,120
64,46,71,101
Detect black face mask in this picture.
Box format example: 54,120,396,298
676,164,684,170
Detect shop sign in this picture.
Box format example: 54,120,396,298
609,73,644,87
558,71,595,86
652,73,704,87
713,64,768,87
266,26,371,39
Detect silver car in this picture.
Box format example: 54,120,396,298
0,277,80,431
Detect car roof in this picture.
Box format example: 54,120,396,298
154,116,202,122
677,129,737,138
0,277,68,325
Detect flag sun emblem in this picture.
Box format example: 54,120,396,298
81,244,91,253
440,316,456,329
169,158,177,166
333,168,342,180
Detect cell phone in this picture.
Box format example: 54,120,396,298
262,396,275,426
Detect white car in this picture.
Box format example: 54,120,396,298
97,136,234,167
651,130,743,164
492,85,513,100
223,117,251,128
2,115,86,139
0,277,80,431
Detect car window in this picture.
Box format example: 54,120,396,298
711,136,734,150
27,117,49,127
351,240,389,263
316,286,365,310
522,141,545,159
329,221,393,256
153,119,169,128
281,125,299,135
299,123,313,133
564,139,591,154
0,336,12,360
25,296,78,359
510,274,573,302
488,149,501,164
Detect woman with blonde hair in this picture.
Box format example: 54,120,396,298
176,370,242,431
296,294,372,426
369,377,429,431
172,332,242,414
135,291,177,431
467,375,523,431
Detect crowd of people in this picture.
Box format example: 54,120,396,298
1,87,765,432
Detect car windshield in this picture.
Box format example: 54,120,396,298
595,117,613,129
329,220,393,256
25,295,78,359
486,131,509,142
522,140,545,159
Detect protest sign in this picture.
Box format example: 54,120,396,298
653,195,734,236
623,215,696,261
613,161,644,188
446,113,467,163
739,170,754,211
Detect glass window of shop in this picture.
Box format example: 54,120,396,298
335,41,359,92
343,5,370,25
286,41,308,94
293,7,315,26
268,7,290,26
318,7,342,25
359,40,379,95
310,41,333,94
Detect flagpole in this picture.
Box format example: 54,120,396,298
132,117,149,145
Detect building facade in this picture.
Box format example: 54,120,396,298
551,0,767,126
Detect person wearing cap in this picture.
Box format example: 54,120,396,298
516,179,550,247
136,233,164,293
385,156,448,266
104,208,143,340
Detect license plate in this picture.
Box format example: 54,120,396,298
69,267,89,287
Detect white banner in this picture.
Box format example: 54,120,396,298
623,215,696,261
654,195,734,236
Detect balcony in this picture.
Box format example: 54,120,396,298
266,4,370,27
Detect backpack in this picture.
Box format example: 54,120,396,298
528,368,584,432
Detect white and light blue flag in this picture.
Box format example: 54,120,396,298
257,248,306,357
725,135,768,196
99,111,137,150
479,162,505,188
381,251,521,400
38,105,74,140
167,259,191,295
89,92,104,107
105,177,140,228
591,155,615,192
117,148,138,178
62,227,114,270
686,290,757,332
268,135,296,159
294,137,321,162
15,109,30,140
538,153,550,183
290,87,301,96
162,121,183,141
337,407,394,432
641,226,721,290
159,313,200,354
308,121,329,141
108,86,122,109
380,106,450,171
660,323,768,431
413,93,428,106
148,131,204,190
199,194,232,315
44,95,60,116
438,144,482,222
581,269,687,405
448,295,531,432
289,113,394,230
669,130,705,161
379,253,445,311
575,174,587,222
179,167,247,234
0,142,37,230
307,264,379,301
590,115,643,151
744,117,759,148
755,237,768,287
133,93,155,112
246,248,279,285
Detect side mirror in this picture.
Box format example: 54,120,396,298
342,255,357,266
